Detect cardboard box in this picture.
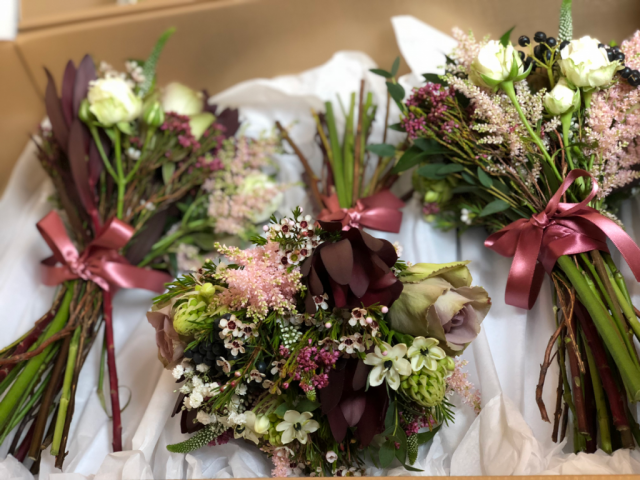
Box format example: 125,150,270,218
3,0,640,190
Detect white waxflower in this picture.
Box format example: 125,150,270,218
461,208,473,225
161,82,204,116
470,40,522,88
276,410,320,444
407,337,447,372
196,364,210,373
326,451,338,463
197,410,216,425
236,383,248,396
559,36,619,88
544,77,581,115
364,342,412,390
87,77,142,126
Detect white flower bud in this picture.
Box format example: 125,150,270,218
470,41,522,88
87,77,142,126
544,78,580,115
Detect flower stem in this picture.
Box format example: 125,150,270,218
103,291,123,452
114,129,125,219
557,255,640,401
50,326,81,456
581,331,612,453
0,286,74,430
501,81,562,182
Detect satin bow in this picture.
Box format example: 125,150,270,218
485,169,640,310
37,211,170,293
317,190,405,233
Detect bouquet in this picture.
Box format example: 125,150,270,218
279,75,408,234
0,29,285,470
149,208,489,476
392,0,640,453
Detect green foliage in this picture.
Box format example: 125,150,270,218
479,199,511,217
477,167,493,188
499,26,516,46
367,143,396,157
139,27,176,96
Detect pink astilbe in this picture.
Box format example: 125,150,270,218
446,360,481,415
203,134,286,235
448,27,489,74
585,30,640,198
215,241,302,320
446,75,545,161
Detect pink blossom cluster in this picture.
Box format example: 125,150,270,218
585,31,640,197
422,202,440,215
448,27,488,74
402,112,427,140
215,241,302,320
446,359,481,415
294,345,339,391
400,410,437,437
203,134,285,235
161,112,201,150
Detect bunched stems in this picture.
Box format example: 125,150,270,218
557,256,640,401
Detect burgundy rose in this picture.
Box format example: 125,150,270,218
301,222,403,313
146,305,185,368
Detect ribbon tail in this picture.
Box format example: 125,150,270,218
503,225,545,310
100,262,172,293
359,209,403,233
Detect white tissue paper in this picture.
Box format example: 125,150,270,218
2,13,640,479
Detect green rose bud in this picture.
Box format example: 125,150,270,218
543,78,580,116
78,98,93,124
388,261,491,355
143,100,165,127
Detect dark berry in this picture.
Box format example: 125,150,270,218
518,35,530,47
621,66,632,78
204,357,214,367
545,37,557,48
221,313,232,320
212,343,225,356
560,40,570,50
544,50,552,62
213,318,222,330
229,352,239,361
616,52,625,62
534,44,543,60
206,350,215,360
630,73,640,87
518,50,525,61
193,353,203,364
612,46,621,54
523,57,533,71
198,343,208,354
184,349,194,359
598,43,605,49
255,361,268,374
534,31,546,43
607,49,617,62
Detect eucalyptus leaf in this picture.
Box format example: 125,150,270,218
391,56,400,77
367,143,396,157
461,171,476,185
422,73,447,85
477,167,493,188
388,122,405,132
386,82,406,105
436,164,464,175
384,401,396,430
296,398,320,413
379,440,396,468
416,425,441,445
417,163,447,180
370,68,392,78
479,199,511,217
391,146,427,174
274,403,289,418
395,426,408,464
451,185,480,194
413,138,450,155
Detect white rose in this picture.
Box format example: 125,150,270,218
559,36,619,88
543,78,580,115
161,82,204,116
470,40,522,88
87,77,142,126
239,172,283,223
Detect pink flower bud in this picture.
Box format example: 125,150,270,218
382,351,388,356
234,371,241,377
381,306,389,314
366,317,373,324
263,225,269,232
283,382,289,389
325,322,332,329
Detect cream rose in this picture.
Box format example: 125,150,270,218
544,77,580,115
470,40,522,88
559,36,619,88
161,82,204,116
87,77,142,126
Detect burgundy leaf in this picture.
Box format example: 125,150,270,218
44,69,69,152
329,278,348,308
352,360,369,391
319,367,345,414
68,119,96,221
125,208,170,266
349,261,369,298
340,394,367,427
309,266,324,295
370,270,401,290
181,408,204,434
356,386,388,446
61,60,76,125
317,220,343,232
304,293,316,314
327,407,348,442
73,54,96,118
171,393,185,417
299,256,313,276
320,239,353,285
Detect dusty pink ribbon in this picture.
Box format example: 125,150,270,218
485,169,640,310
318,190,405,233
37,210,170,293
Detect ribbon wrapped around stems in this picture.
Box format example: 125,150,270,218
485,169,640,310
37,210,171,293
318,190,405,233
